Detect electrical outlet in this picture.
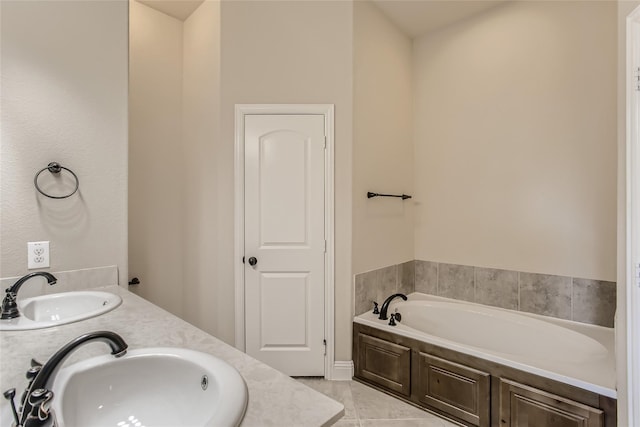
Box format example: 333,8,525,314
28,241,50,269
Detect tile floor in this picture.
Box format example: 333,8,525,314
295,378,459,427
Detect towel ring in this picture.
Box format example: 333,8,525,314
34,162,79,199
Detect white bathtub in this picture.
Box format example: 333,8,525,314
354,293,616,398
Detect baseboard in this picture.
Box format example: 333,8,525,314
330,360,354,380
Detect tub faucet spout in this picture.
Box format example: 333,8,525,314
379,293,407,320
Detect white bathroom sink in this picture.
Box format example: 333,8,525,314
0,291,122,331
51,347,248,427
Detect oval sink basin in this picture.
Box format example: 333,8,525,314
0,291,122,331
51,348,248,427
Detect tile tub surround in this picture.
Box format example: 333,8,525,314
354,261,414,318
354,261,616,327
0,285,344,427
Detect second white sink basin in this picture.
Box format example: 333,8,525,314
0,291,122,331
51,347,248,427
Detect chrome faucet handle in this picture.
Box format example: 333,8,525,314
372,302,379,315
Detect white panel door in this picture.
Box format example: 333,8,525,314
244,114,325,376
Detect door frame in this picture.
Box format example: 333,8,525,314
234,104,335,379
622,6,640,425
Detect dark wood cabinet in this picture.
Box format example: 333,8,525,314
356,332,411,396
352,323,615,427
499,379,603,427
417,353,490,426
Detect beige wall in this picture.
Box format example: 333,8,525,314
129,0,185,316
220,0,354,357
0,0,128,285
413,1,617,281
181,0,222,336
617,1,640,425
128,0,354,357
129,0,222,332
353,1,414,275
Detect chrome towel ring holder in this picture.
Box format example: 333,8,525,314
34,162,79,199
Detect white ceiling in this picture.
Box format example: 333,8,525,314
372,0,509,38
137,0,205,21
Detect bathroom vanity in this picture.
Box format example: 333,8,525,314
0,285,344,427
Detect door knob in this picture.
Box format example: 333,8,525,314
248,257,258,266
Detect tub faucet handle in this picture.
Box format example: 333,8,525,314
389,313,397,326
372,302,379,315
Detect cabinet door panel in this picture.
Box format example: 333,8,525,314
357,333,411,396
417,352,490,426
499,379,603,427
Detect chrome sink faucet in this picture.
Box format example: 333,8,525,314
0,272,57,320
4,331,128,427
378,293,407,320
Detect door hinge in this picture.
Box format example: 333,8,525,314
635,67,640,91
323,339,327,356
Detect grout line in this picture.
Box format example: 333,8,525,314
435,262,439,295
570,276,574,321
517,271,521,311
473,266,477,302
412,260,416,293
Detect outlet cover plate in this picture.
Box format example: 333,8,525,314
28,241,50,269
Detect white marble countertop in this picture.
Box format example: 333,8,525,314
0,285,344,426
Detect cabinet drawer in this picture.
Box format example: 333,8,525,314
357,333,411,396
416,352,490,426
499,379,603,427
